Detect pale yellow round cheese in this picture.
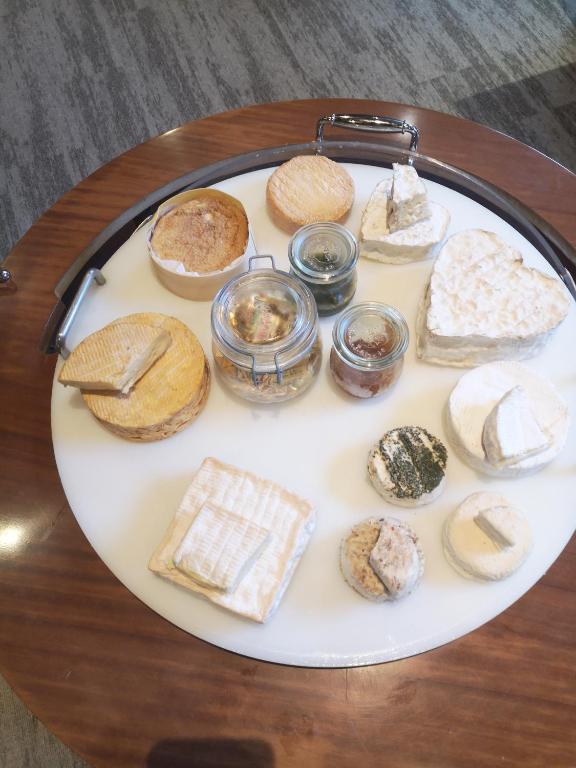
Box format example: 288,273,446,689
266,155,354,231
82,313,209,441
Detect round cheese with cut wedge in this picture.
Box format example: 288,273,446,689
82,313,209,441
266,155,354,232
446,361,569,477
340,517,424,602
359,167,449,264
416,229,570,366
443,492,532,581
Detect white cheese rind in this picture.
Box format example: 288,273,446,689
447,361,569,477
149,458,316,623
388,164,430,232
482,385,551,467
172,502,271,592
417,230,570,366
443,492,532,581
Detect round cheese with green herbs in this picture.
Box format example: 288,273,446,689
367,426,447,507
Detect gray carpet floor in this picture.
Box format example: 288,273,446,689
0,0,575,765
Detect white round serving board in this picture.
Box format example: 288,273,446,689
51,164,576,667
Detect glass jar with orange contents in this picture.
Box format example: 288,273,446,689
329,303,409,398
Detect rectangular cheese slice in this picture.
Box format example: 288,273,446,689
148,458,316,623
173,502,271,592
388,164,430,233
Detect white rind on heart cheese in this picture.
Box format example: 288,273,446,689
446,361,569,477
368,426,447,507
482,385,551,467
359,169,449,264
443,492,532,581
417,229,570,366
388,164,430,231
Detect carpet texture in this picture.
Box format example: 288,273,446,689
0,1,575,766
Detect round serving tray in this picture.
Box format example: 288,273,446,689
50,148,576,667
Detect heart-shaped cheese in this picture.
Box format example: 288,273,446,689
417,230,570,366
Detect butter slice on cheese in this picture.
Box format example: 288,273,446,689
173,501,271,592
482,385,551,467
59,322,171,394
388,163,430,232
149,458,316,623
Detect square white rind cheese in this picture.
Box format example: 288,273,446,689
173,502,271,592
148,458,316,623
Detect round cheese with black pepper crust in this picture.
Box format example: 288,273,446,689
368,426,447,507
340,517,424,601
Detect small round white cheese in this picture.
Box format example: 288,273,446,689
443,492,532,581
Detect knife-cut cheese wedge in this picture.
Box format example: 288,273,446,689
149,457,316,622
59,322,171,394
388,163,430,232
82,313,209,442
482,385,550,467
173,501,271,592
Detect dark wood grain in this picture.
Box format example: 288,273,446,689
1,100,575,768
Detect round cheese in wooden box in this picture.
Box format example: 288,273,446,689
147,188,250,301
82,313,210,441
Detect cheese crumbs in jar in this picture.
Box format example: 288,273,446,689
211,256,322,403
330,303,409,398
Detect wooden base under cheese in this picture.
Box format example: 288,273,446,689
82,313,209,441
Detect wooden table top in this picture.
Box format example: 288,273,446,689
1,99,575,768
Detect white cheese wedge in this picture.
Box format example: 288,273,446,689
172,502,271,592
447,361,569,477
417,230,570,366
443,492,532,581
368,519,423,599
340,517,424,602
149,458,316,623
388,164,430,232
474,506,517,549
359,176,449,264
482,385,551,467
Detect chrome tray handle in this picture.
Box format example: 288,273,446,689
55,268,106,358
316,113,419,155
0,268,17,295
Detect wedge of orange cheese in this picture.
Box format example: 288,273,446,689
59,322,171,394
82,313,209,441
